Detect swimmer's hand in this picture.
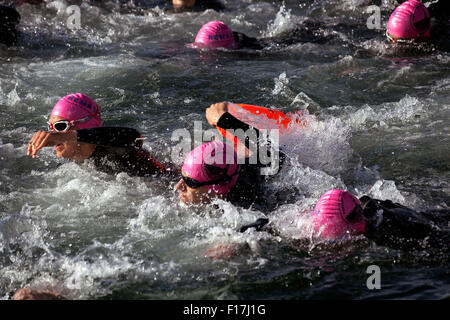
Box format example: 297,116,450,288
206,102,228,127
27,130,77,158
13,288,66,300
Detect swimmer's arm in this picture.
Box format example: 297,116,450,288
79,127,176,175
76,127,144,150
27,127,142,158
207,102,285,167
232,32,265,50
206,102,260,152
27,130,77,158
216,112,260,152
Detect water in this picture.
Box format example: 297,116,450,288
0,0,449,300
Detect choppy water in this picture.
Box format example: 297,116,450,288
0,0,449,300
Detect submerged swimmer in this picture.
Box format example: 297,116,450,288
386,0,449,52
27,93,172,177
175,102,285,211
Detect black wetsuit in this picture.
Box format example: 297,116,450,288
360,196,450,252
0,4,20,46
428,0,450,52
76,127,171,177
215,112,285,210
232,19,351,51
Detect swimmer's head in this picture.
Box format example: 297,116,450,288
177,141,240,204
0,4,21,28
50,93,102,130
386,0,430,42
189,21,236,49
312,189,366,240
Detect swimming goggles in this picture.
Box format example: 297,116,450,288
385,31,416,43
47,114,98,132
181,164,239,189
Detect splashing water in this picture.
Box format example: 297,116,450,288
0,0,448,301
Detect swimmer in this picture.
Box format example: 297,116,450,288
27,93,172,177
310,189,450,252
175,102,285,211
207,189,449,261
188,20,349,51
386,0,449,52
241,189,449,253
0,0,44,46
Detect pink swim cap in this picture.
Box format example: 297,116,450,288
190,21,236,49
182,141,240,194
386,0,430,41
50,93,102,129
312,189,366,240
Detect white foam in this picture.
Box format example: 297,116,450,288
291,92,322,111
344,95,426,130
263,4,297,38
271,72,292,97
269,201,315,240
280,113,353,175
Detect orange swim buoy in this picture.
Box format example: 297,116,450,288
216,102,307,156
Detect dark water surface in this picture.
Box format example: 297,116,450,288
0,0,448,300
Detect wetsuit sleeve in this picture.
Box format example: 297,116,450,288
360,196,450,252
76,127,143,150
232,31,265,50
77,127,174,176
428,0,450,21
216,111,285,169
77,127,174,177
217,112,257,152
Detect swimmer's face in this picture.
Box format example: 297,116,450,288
175,170,214,205
172,0,196,9
48,115,81,160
